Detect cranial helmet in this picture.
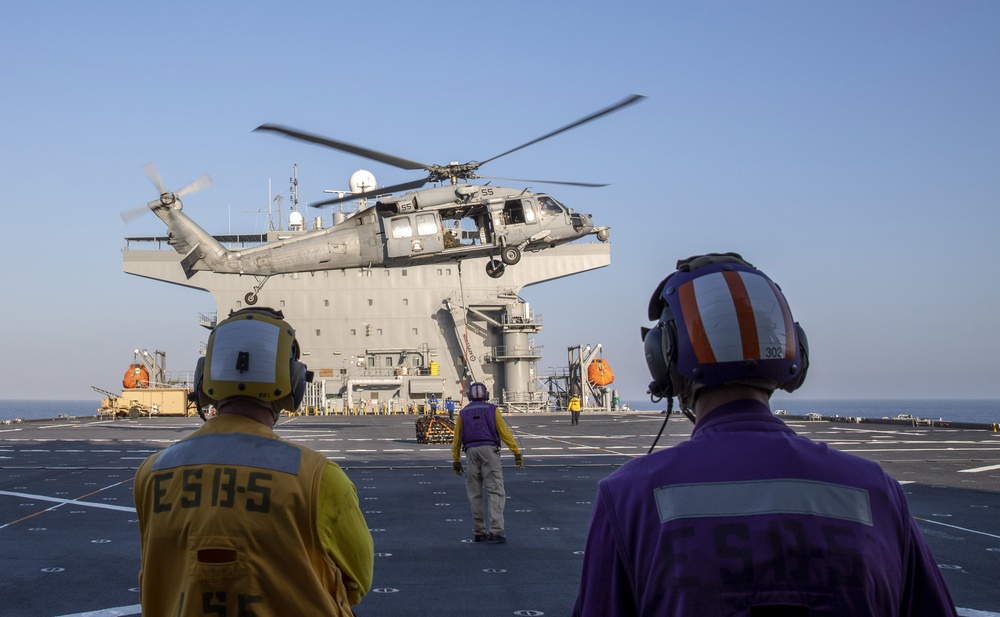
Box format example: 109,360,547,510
641,253,809,411
468,382,489,401
194,307,311,413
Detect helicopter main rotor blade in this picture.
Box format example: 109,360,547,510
478,94,646,167
479,175,609,188
255,124,430,172
308,177,431,208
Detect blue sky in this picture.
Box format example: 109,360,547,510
1,1,997,402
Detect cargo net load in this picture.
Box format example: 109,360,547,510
415,416,456,444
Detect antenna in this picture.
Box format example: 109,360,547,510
289,164,299,211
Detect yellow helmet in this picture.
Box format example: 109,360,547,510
195,308,309,411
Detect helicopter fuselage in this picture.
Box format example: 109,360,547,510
148,184,606,280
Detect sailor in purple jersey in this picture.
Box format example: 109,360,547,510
452,381,523,543
573,253,956,617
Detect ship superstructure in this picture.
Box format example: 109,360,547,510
123,217,609,412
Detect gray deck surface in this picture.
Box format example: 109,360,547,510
1,412,998,616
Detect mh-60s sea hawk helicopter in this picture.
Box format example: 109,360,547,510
126,95,644,305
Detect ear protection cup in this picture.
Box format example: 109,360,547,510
642,301,680,400
193,356,208,409
642,321,677,399
289,359,310,410
780,322,810,393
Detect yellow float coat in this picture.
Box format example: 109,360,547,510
135,414,373,616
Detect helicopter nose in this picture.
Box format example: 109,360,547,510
570,212,592,231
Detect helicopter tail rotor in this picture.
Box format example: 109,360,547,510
122,163,213,223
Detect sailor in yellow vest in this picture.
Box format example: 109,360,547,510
134,308,373,616
568,394,582,425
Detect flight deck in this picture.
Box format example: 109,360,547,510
1,412,998,616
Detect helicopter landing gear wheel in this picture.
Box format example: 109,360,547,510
486,259,506,278
243,275,270,306
501,245,521,265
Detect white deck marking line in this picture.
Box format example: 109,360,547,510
957,608,1000,617
0,490,136,520
512,430,643,459
916,517,1000,540
958,463,1000,473
842,447,999,453
0,478,138,521
54,604,142,616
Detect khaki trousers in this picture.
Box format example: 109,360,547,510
464,445,506,534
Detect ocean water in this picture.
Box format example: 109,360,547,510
2,398,999,425
0,399,101,421
623,398,1000,425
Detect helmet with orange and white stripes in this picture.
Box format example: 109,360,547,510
468,382,490,402
641,253,808,411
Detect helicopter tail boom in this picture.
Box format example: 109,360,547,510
149,197,232,276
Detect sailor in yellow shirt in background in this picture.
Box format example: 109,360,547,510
568,394,582,425
451,382,523,543
134,308,373,616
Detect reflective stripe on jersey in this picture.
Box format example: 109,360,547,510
678,270,797,364
654,479,873,526
151,432,301,475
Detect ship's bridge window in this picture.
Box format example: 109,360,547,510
391,218,413,239
537,195,565,218
415,214,438,236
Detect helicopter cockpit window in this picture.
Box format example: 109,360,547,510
537,195,565,218
391,218,413,239
415,214,438,236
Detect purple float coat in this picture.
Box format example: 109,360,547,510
458,402,502,449
573,400,957,616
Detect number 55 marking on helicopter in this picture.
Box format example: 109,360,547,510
124,95,644,304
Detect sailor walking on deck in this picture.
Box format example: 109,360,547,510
452,382,523,543
568,394,581,425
